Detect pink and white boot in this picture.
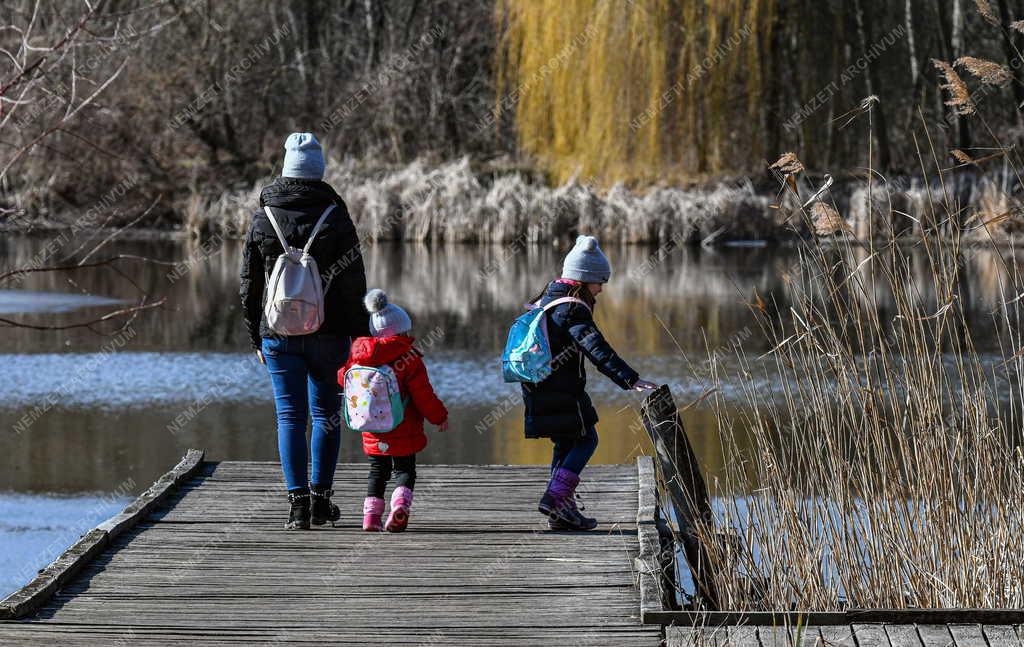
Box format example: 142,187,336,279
385,486,414,532
363,496,384,532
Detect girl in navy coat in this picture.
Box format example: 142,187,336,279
522,236,656,530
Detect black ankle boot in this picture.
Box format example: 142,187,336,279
310,485,340,527
286,491,311,530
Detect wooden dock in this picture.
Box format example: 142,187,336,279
3,448,1023,646
0,456,662,646
666,624,1024,646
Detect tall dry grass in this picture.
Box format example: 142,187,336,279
691,125,1024,610
192,156,782,244
191,154,1024,247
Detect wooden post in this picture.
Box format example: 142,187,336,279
640,384,720,610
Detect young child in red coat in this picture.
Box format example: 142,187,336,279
339,289,448,532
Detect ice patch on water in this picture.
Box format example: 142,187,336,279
0,492,129,598
0,290,125,314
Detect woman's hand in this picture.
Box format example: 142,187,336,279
256,350,266,365
633,379,658,391
438,420,449,432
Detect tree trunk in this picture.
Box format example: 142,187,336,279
936,0,971,149
305,1,322,118
363,0,382,73
904,0,919,88
763,2,784,162
854,0,892,171
902,0,922,137
996,0,1024,132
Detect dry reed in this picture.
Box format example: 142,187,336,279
933,59,977,116
955,56,1013,87
192,157,783,244
974,0,1001,26
808,201,848,236
951,149,974,165
189,155,1022,248
688,130,1024,610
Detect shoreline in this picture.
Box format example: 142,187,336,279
3,158,1019,247
2,225,1020,250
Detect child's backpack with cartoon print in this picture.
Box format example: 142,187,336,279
342,365,407,432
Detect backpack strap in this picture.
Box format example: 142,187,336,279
302,204,336,254
540,296,590,313
262,206,291,252
262,204,337,254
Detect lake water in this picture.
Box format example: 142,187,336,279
0,232,1017,597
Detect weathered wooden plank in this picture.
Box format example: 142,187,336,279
702,626,734,646
982,625,1023,647
636,522,664,622
848,611,1024,625
916,624,954,647
818,625,857,647
884,624,925,647
853,623,892,647
636,455,658,525
665,626,700,647
727,625,761,647
0,624,659,646
759,625,793,647
947,624,986,647
644,612,847,626
653,611,1024,628
794,625,824,647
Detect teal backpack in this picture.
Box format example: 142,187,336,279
501,296,589,383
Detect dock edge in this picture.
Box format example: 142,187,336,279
634,455,666,624
0,448,205,620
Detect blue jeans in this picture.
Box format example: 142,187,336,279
551,426,599,476
262,334,349,491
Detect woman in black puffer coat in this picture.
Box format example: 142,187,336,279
239,133,368,530
522,235,657,531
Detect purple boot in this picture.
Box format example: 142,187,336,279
538,468,597,531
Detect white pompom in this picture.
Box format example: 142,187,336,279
364,288,388,313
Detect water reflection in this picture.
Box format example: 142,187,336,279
0,234,1017,495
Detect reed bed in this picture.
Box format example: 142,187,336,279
186,157,779,244
187,155,1021,250
693,142,1024,610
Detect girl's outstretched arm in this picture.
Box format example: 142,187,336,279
564,304,640,390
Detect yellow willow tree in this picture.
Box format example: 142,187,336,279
495,0,775,186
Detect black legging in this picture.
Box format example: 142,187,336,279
367,454,417,498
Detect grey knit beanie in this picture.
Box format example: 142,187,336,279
561,235,611,283
364,289,412,337
282,132,325,180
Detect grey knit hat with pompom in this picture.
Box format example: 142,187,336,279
561,235,611,283
364,289,412,338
